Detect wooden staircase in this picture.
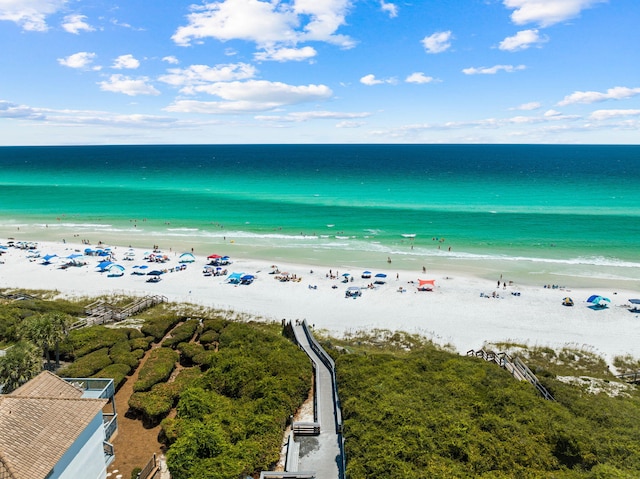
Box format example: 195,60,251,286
70,295,167,330
467,349,555,401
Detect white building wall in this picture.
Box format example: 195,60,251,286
51,413,108,479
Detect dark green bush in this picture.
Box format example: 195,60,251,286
133,348,178,392
129,389,175,424
59,347,112,377
67,326,132,359
162,319,199,349
164,321,312,479
177,342,206,366
141,314,182,342
130,336,153,351
92,363,131,389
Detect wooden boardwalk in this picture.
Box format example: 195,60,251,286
467,349,555,401
261,320,345,479
70,295,167,330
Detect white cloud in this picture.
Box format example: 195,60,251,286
544,109,562,116
589,109,640,121
162,56,180,65
380,1,398,18
112,54,140,70
499,29,547,51
462,64,526,75
58,52,100,70
255,110,371,122
61,14,94,34
98,74,160,96
0,100,46,120
158,63,257,92
513,101,541,110
421,31,452,54
254,46,317,62
504,0,606,27
336,120,365,128
360,74,396,85
405,72,435,84
0,100,192,128
172,0,354,52
557,86,640,106
165,80,333,113
0,0,66,32
191,79,332,101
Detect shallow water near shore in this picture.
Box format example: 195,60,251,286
1,144,639,290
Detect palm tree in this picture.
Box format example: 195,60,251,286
48,311,72,369
0,341,42,393
22,312,72,371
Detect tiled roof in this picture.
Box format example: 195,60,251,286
0,372,107,479
10,370,83,399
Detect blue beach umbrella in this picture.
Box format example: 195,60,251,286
107,264,125,276
97,261,113,271
66,253,83,259
587,295,610,304
147,270,164,276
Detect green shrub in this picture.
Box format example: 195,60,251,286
163,319,199,349
177,342,206,366
133,348,178,392
67,326,131,359
141,315,182,342
198,329,219,346
129,389,175,424
59,347,112,377
130,336,153,351
92,363,131,389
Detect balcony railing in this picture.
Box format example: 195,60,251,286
64,377,115,399
103,441,115,466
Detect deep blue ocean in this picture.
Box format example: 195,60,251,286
1,144,639,286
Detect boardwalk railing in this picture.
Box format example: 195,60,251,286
137,453,160,479
467,349,555,401
71,295,167,330
617,371,640,383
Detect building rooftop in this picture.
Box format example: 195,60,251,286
0,372,107,479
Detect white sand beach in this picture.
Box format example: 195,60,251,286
1,238,639,366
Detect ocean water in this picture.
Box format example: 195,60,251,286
0,144,639,288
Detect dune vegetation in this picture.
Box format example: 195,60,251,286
2,293,640,478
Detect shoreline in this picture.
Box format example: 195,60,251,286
2,222,639,292
1,236,639,366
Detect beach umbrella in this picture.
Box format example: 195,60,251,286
97,261,113,271
42,254,58,262
66,253,83,259
208,254,222,259
179,252,196,263
629,299,640,305
587,295,610,304
147,270,164,276
107,264,125,276
342,273,350,277
375,273,387,278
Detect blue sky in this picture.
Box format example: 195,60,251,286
1,0,639,145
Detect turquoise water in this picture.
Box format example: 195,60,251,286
1,144,639,287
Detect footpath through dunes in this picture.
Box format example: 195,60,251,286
107,321,194,479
